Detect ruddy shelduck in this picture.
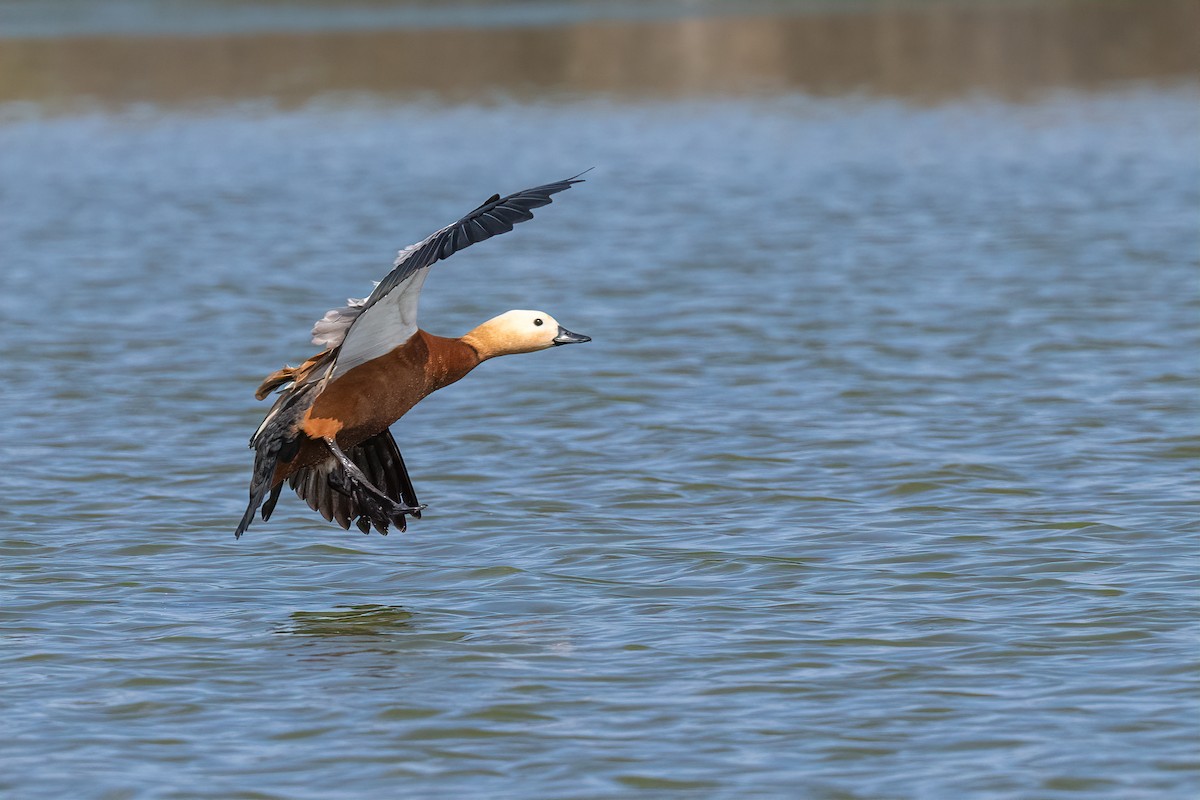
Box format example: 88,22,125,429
236,175,590,537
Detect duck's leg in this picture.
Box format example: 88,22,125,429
323,436,426,532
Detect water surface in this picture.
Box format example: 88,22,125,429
1,3,1198,798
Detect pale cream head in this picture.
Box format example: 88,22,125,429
463,309,591,359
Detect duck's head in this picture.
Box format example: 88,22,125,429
464,309,591,359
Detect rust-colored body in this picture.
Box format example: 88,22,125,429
275,331,482,483
235,174,588,539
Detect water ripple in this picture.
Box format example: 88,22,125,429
1,86,1197,798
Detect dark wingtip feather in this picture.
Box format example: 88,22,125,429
234,506,254,539
362,172,588,311
471,192,502,213
262,483,283,521
288,430,422,536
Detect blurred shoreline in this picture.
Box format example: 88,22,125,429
0,0,1196,109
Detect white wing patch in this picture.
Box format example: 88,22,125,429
306,175,583,380
311,296,367,349
329,269,430,379
310,280,384,349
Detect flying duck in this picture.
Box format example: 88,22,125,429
235,175,590,538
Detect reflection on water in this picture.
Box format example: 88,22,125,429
0,0,1196,108
285,605,414,637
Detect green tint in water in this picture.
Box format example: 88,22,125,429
285,605,415,637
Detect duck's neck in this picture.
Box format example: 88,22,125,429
459,324,508,362
420,331,485,393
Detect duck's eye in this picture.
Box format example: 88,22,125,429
534,318,544,326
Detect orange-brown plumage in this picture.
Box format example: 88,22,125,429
236,174,591,539
277,332,482,481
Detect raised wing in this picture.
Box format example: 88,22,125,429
316,173,586,378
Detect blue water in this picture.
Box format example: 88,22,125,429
1,63,1198,800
